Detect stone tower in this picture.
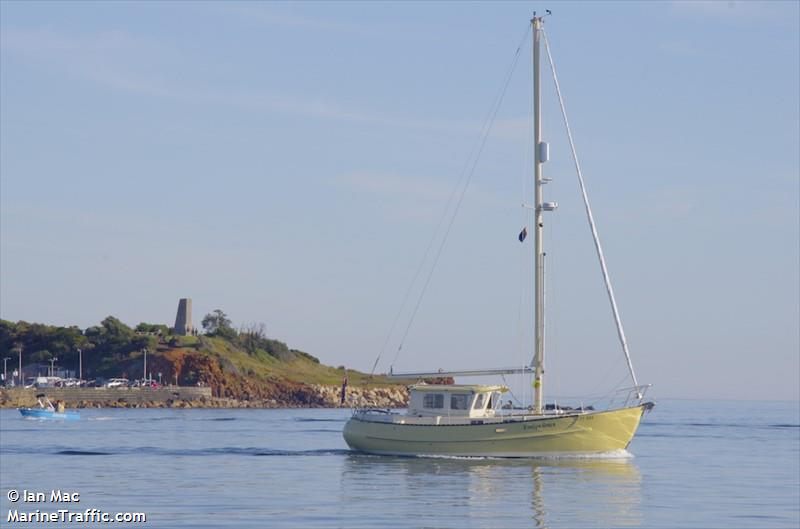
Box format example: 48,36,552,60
174,298,193,336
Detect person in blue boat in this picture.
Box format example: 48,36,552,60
20,394,80,420
35,396,66,413
36,394,55,412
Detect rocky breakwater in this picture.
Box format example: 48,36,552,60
311,384,408,408
193,384,409,409
0,383,410,409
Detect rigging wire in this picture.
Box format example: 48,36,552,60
542,28,641,397
548,196,562,405
586,357,629,398
370,24,532,374
501,374,526,408
586,371,636,410
391,25,531,369
516,81,534,408
368,201,447,376
553,368,632,409
537,61,561,408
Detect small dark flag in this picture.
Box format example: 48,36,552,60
518,227,528,242
340,372,348,405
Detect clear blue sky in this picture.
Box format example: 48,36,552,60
2,1,798,401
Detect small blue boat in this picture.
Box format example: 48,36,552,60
19,408,80,420
19,395,80,421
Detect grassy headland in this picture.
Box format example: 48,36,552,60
0,316,416,407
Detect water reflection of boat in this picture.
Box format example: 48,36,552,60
340,454,642,528
18,394,80,421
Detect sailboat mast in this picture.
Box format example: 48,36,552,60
532,15,545,415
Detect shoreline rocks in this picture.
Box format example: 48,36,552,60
0,384,409,410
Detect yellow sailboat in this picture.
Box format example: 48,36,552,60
343,14,653,457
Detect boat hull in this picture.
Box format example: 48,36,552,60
343,404,649,457
19,408,80,421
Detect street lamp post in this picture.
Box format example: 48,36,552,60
49,357,58,377
17,345,23,386
77,348,83,381
142,348,147,384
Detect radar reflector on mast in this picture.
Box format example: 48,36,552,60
538,141,550,162
541,201,558,211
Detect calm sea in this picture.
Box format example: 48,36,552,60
1,399,798,528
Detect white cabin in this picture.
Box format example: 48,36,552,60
407,384,507,419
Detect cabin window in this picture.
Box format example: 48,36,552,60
423,393,444,409
473,393,485,410
450,394,470,410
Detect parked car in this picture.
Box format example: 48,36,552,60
104,378,129,388
25,376,63,388
129,379,160,388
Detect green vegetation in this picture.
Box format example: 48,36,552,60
135,322,170,336
0,317,156,377
201,310,236,340
0,313,401,389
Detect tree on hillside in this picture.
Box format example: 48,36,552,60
236,322,316,362
202,310,236,339
1,320,89,369
83,316,154,375
135,322,170,336
2,317,154,380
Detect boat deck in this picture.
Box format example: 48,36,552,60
352,408,589,426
